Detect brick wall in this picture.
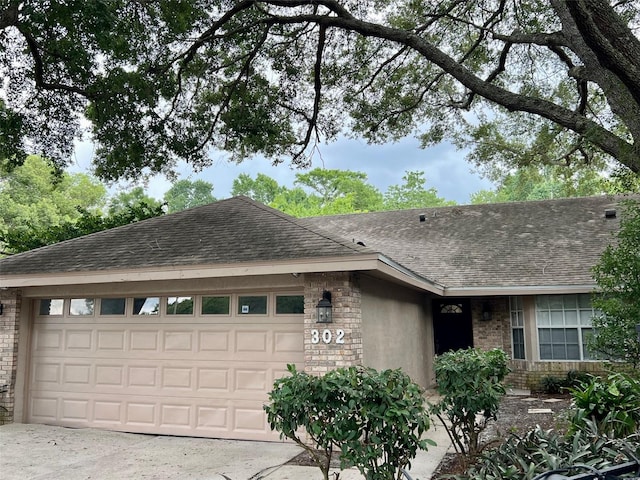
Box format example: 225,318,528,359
303,272,363,375
0,288,20,424
471,297,511,356
507,360,615,391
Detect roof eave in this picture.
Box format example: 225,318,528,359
0,254,386,288
444,284,597,296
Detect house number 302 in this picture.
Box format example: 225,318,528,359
311,329,345,344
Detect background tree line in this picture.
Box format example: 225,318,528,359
1,154,637,256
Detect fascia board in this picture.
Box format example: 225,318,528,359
443,284,596,296
0,254,384,288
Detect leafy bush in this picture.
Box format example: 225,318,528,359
539,370,591,394
569,372,640,437
430,348,510,456
540,376,565,394
264,365,433,480
449,372,640,480
454,424,640,480
566,370,592,388
590,199,640,367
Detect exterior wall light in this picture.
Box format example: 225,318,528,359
481,302,492,321
0,303,3,315
316,291,333,323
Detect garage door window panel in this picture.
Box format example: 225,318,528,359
201,296,230,315
100,298,126,316
70,298,95,316
275,295,304,314
39,299,65,316
133,297,160,315
237,296,267,315
167,296,194,315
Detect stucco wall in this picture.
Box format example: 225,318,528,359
360,275,432,388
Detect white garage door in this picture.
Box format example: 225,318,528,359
28,294,304,441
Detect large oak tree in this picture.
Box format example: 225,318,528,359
1,1,639,180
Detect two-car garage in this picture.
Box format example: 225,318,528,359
26,292,304,441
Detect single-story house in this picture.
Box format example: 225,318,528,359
0,194,634,441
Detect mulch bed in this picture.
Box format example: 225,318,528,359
285,394,573,477
432,393,573,478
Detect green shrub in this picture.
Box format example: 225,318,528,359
565,370,592,388
430,348,510,456
539,371,591,394
264,365,433,480
569,372,640,437
454,425,640,480
540,375,566,394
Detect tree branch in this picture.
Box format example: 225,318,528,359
17,25,92,98
566,0,640,107
492,31,568,47
187,23,272,156
295,24,326,159
259,10,638,171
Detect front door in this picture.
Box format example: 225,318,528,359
432,299,473,355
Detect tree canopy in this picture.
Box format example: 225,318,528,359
163,179,216,213
234,168,453,215
0,155,106,254
590,200,640,367
2,1,639,180
0,157,165,255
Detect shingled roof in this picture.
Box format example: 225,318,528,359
1,194,635,293
0,196,370,276
304,195,635,290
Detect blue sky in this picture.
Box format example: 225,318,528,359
72,136,495,205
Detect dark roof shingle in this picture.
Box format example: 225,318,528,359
0,196,368,276
1,194,634,290
303,195,635,288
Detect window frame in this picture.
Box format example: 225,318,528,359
509,296,526,360
535,294,598,361
275,294,305,315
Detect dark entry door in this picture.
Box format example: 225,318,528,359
432,299,473,355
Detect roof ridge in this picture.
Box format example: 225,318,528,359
304,193,638,220
234,196,372,254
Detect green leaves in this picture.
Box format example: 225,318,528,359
430,348,510,456
590,200,640,366
264,365,431,480
3,1,640,180
569,372,640,438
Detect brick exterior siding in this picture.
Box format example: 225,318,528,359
0,288,20,424
303,272,363,374
471,297,512,357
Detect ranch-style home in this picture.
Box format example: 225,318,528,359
0,194,634,441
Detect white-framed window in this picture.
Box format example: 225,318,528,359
509,296,525,360
536,294,597,360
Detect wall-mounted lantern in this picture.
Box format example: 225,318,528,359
481,302,492,321
316,291,333,323
0,303,3,315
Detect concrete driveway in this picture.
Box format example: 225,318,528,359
0,423,450,479
0,423,300,480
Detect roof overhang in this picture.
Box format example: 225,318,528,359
0,254,595,297
0,253,445,295
443,284,596,296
